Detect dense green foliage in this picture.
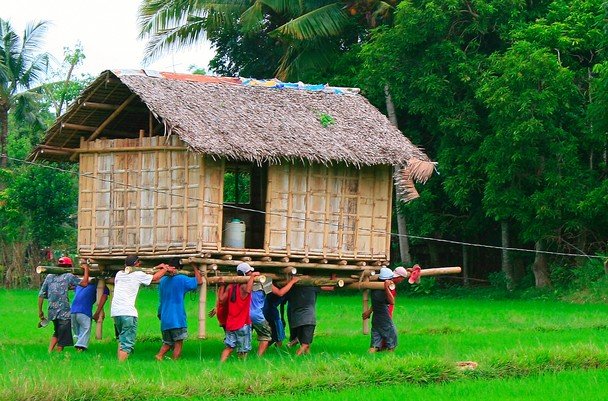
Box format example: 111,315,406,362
0,19,83,287
2,289,608,400
357,0,608,285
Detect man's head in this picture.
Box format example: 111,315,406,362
236,262,254,276
58,256,73,267
125,255,140,267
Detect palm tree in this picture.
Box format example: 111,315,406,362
138,0,396,79
0,19,49,167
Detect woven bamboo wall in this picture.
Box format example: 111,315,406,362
78,136,223,255
265,163,392,259
77,136,392,260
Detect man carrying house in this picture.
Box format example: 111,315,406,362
219,262,258,362
71,275,110,351
111,255,174,361
248,266,299,356
38,257,90,352
155,260,203,360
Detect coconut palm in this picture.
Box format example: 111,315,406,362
0,19,49,166
138,0,396,79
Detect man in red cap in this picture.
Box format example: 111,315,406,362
38,257,90,352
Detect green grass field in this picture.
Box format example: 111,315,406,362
2,288,608,400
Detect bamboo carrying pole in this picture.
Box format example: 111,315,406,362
206,275,267,285
123,266,194,275
367,266,463,281
274,276,345,287
95,278,106,340
417,266,462,277
347,281,396,291
36,266,105,276
198,265,207,339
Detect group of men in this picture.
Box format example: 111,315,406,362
38,254,419,360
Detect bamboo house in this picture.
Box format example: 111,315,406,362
33,70,437,336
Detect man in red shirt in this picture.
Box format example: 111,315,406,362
219,263,258,362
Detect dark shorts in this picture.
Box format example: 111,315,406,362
52,319,73,347
291,325,315,345
162,327,188,345
371,321,398,350
252,320,273,342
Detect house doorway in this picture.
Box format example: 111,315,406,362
222,161,267,250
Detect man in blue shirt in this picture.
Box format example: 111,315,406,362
71,279,110,351
155,262,202,360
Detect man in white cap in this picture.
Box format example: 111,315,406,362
362,267,396,352
219,262,258,362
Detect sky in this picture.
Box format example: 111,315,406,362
3,0,215,77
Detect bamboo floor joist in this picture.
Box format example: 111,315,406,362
80,248,389,264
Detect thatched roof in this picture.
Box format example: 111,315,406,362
32,70,434,192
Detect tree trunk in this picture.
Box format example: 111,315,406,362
384,84,412,265
501,220,514,290
462,244,470,287
0,109,8,167
532,240,551,288
428,240,441,268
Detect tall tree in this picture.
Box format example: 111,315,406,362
0,19,49,167
138,0,393,79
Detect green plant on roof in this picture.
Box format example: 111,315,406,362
318,112,335,128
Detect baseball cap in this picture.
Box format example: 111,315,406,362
393,266,408,278
378,267,394,280
236,262,254,275
125,255,139,267
58,256,73,267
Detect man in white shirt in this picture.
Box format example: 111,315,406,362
110,255,174,361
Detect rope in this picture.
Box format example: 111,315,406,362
6,154,605,260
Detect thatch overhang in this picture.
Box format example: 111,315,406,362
32,70,435,198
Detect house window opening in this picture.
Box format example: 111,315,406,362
222,162,266,250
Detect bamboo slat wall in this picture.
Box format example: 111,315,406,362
78,136,223,255
265,163,392,259
78,136,392,260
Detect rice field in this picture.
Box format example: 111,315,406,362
1,287,607,400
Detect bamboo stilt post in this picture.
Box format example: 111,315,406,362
95,278,106,340
362,288,370,335
198,265,207,339
362,270,370,335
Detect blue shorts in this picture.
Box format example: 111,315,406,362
224,325,252,353
114,316,138,354
162,327,188,345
